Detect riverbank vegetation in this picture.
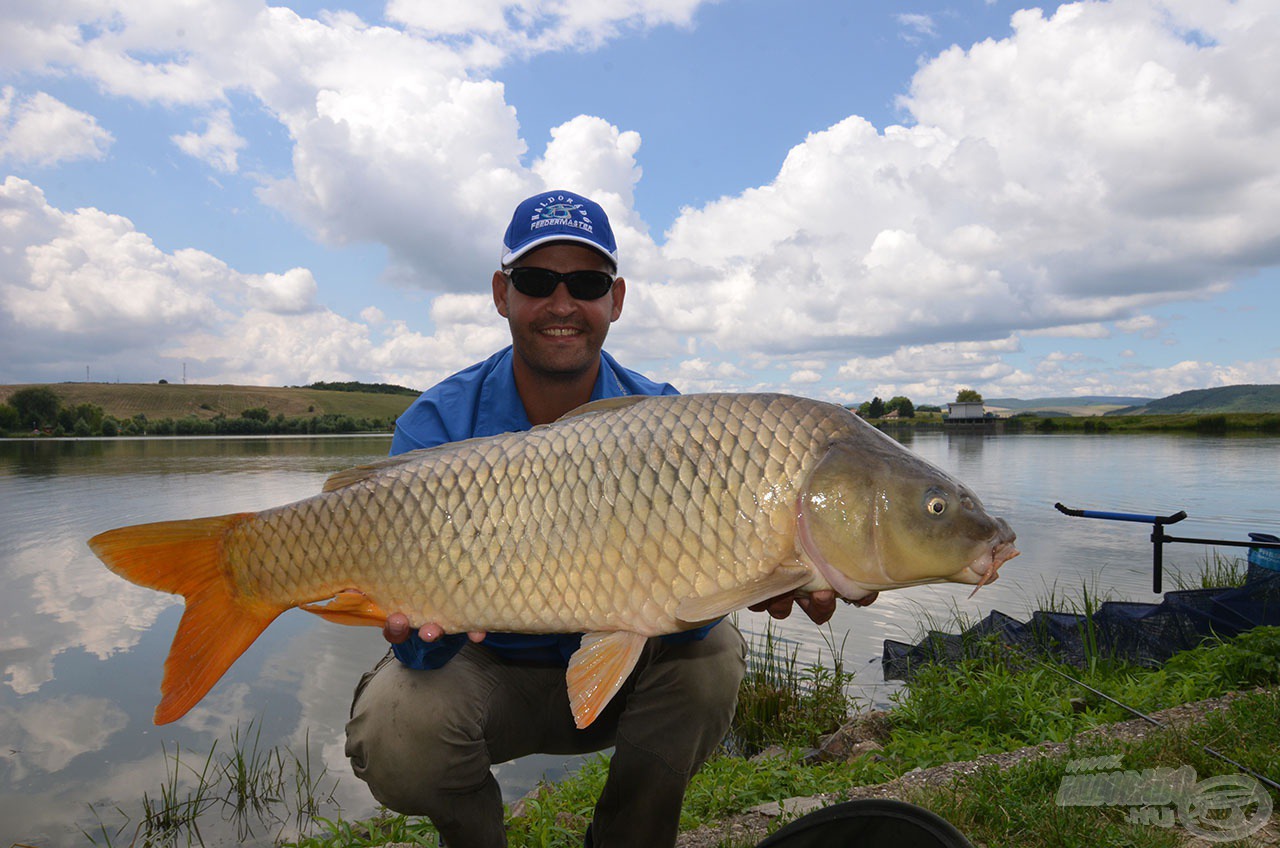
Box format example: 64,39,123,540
0,385,401,437
85,570,1280,848
1002,411,1280,435
868,411,1280,434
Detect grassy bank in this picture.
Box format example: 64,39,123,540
0,382,414,437
1008,412,1280,434
872,412,1280,434
898,687,1279,847
0,382,416,425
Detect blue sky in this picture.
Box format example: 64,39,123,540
1,0,1277,404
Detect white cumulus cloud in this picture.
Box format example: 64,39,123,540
653,0,1280,396
0,87,112,166
0,177,507,386
171,108,246,173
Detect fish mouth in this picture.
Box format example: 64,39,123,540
965,536,1020,597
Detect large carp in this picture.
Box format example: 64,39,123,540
89,393,1017,727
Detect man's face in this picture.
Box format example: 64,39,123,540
492,242,626,382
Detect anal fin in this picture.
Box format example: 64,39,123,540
299,590,389,626
566,630,647,729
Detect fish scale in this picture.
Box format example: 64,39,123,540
88,391,1018,726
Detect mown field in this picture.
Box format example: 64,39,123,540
0,382,417,423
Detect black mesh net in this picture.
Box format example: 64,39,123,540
883,564,1280,681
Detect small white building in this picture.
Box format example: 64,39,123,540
946,401,987,421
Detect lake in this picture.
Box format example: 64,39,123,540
2,430,1277,846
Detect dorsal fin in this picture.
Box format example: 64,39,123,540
321,431,519,493
555,395,649,422
324,396,653,493
322,451,425,493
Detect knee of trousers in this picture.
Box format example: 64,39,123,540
345,661,493,812
619,623,747,767
658,623,747,714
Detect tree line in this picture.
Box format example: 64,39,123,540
855,389,983,419
0,387,396,437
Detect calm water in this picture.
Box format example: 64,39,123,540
2,431,1277,846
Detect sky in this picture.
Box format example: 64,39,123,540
1,0,1278,405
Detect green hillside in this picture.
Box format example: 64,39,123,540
986,395,1153,411
0,382,418,423
1108,384,1280,415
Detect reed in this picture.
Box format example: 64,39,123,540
83,719,336,847
1168,550,1250,589
727,621,857,755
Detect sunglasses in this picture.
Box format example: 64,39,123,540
504,267,616,300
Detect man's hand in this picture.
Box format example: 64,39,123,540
382,612,486,645
748,589,878,625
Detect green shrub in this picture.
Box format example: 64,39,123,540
0,402,19,434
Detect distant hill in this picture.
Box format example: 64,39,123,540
986,396,1155,410
985,396,1154,417
1106,384,1280,415
0,382,418,422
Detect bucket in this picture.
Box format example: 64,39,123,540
755,799,973,848
1248,533,1280,572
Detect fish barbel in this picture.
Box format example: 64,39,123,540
88,393,1018,727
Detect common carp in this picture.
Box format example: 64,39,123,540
88,393,1018,727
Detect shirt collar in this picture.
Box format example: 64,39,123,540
474,346,620,437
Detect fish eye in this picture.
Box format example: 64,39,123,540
926,495,948,516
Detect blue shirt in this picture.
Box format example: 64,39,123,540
388,346,712,670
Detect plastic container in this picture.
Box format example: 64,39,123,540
1248,532,1280,571
756,799,973,848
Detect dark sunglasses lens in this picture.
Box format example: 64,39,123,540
563,271,613,299
509,268,613,299
508,267,559,297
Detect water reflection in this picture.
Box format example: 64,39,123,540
1,431,1277,846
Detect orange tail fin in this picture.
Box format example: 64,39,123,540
88,513,286,724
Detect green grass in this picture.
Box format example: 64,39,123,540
1014,412,1280,434
867,412,1280,433
0,382,415,423
913,688,1280,847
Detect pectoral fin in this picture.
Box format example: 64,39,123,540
299,590,389,626
674,564,813,623
566,630,647,729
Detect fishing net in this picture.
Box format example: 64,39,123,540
883,564,1280,681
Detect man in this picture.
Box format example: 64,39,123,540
344,189,848,848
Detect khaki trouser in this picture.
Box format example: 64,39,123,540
345,623,746,848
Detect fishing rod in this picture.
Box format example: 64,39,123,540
1003,642,1280,793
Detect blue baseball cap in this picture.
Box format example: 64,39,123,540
501,190,618,269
